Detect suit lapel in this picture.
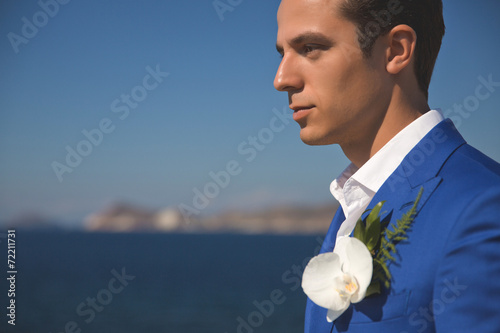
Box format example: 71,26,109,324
365,119,466,219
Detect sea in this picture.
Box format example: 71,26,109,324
0,230,324,333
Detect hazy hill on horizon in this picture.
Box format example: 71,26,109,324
3,201,339,235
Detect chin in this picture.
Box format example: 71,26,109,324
299,129,336,146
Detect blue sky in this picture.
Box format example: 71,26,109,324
0,0,499,226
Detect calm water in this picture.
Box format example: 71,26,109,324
0,230,323,333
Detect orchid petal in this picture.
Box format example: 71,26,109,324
302,253,345,310
303,236,374,324
327,302,350,323
334,237,373,303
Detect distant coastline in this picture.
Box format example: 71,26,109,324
3,201,338,235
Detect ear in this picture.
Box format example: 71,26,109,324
385,25,417,75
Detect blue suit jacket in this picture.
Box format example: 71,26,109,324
304,119,500,333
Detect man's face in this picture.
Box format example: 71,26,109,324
274,0,391,147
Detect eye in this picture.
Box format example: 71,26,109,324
302,44,323,57
304,45,316,53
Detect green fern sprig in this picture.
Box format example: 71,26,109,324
353,187,424,297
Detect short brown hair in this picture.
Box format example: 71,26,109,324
339,0,445,99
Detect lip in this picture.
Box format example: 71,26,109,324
291,105,315,122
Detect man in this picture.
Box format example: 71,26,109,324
274,0,500,332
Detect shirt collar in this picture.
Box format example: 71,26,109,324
350,109,444,193
330,110,444,226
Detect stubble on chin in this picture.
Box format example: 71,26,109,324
299,128,339,146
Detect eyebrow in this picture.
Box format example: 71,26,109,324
276,31,333,54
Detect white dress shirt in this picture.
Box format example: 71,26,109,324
330,110,445,240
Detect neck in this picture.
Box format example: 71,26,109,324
341,87,429,168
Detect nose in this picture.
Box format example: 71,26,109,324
274,54,303,92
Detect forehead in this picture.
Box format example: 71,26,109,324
277,0,348,40
278,0,340,17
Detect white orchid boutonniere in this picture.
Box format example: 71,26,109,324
302,188,423,322
302,236,373,322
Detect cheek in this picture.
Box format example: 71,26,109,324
312,64,367,114
314,56,364,98
340,64,384,110
313,66,386,134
